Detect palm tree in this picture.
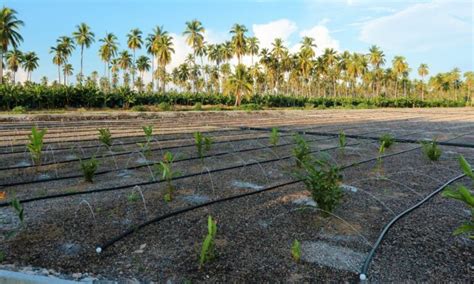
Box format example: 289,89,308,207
0,7,24,84
418,63,429,100
146,26,167,90
118,50,132,86
57,36,75,62
50,44,66,83
5,49,22,83
127,28,143,84
247,36,259,65
230,24,247,65
392,56,409,97
62,63,73,85
73,23,95,79
21,51,39,81
136,55,150,82
226,64,252,106
156,34,174,92
183,19,205,60
99,33,118,80
368,45,385,96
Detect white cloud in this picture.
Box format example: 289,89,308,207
293,25,341,56
359,0,472,52
252,19,298,49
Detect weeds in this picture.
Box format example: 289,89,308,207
98,128,112,148
155,152,179,202
199,215,217,269
27,127,46,166
379,133,395,149
291,239,301,262
194,132,213,160
421,139,442,161
11,198,24,224
270,127,279,146
292,134,311,168
442,156,474,239
80,157,99,183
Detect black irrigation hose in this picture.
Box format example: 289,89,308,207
358,173,466,282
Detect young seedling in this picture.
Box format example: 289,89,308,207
98,128,112,148
27,127,46,166
338,130,347,152
11,198,24,224
442,156,474,239
199,215,217,269
155,152,179,202
270,127,280,146
291,239,301,262
80,157,99,183
194,132,213,161
137,125,153,158
294,157,343,216
421,139,442,161
379,133,395,149
127,192,139,202
292,134,311,168
375,143,386,173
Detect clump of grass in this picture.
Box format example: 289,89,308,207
80,157,99,183
199,215,217,269
442,155,473,239
292,134,311,168
194,132,213,160
11,198,24,224
291,239,301,262
98,128,112,148
379,133,395,149
155,152,179,202
27,127,46,166
421,139,442,161
270,127,279,146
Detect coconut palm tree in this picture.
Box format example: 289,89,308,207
368,45,385,96
5,49,22,83
226,64,252,106
0,7,24,84
146,26,168,90
392,56,409,97
418,63,429,100
136,55,150,82
127,28,143,84
57,36,75,63
72,23,95,79
247,36,259,65
62,63,73,85
118,50,132,86
50,44,66,84
183,19,205,60
21,51,39,81
156,34,174,92
230,24,247,65
99,33,118,80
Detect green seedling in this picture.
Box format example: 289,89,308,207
137,125,154,158
11,198,24,224
379,133,395,149
338,130,347,152
442,156,474,239
127,192,139,202
421,139,442,161
80,157,99,183
292,134,311,168
199,215,217,269
294,157,343,216
194,132,213,160
27,127,46,166
375,143,386,173
270,127,280,146
291,239,301,262
98,128,112,148
155,152,179,202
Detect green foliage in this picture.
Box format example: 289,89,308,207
291,239,301,262
98,128,112,148
338,130,347,150
11,106,26,114
158,102,172,111
27,127,46,166
80,157,98,183
270,127,280,146
199,215,217,269
294,157,343,216
131,105,147,112
137,125,153,158
0,251,5,262
421,139,442,161
442,156,474,239
127,192,139,202
155,152,179,202
239,103,262,111
193,102,203,111
379,133,395,149
194,132,213,160
11,198,24,224
292,134,311,168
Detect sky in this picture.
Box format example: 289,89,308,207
5,0,474,83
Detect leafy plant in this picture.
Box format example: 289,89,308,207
379,133,395,149
194,102,203,111
338,130,347,150
291,239,301,262
442,156,474,239
194,132,213,160
127,192,139,202
292,134,311,168
270,127,279,146
421,139,442,161
199,215,217,269
11,198,24,224
155,152,179,202
27,127,46,166
80,157,99,182
11,106,26,114
98,128,112,148
294,157,343,216
137,125,153,158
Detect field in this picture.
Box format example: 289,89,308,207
0,109,473,282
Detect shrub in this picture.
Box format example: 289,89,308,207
11,106,26,114
292,134,311,168
98,128,112,148
379,133,395,149
421,139,442,161
80,157,99,182
27,127,46,166
199,215,217,269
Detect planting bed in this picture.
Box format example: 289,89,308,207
0,109,473,282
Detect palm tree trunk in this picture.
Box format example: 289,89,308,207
0,51,3,84
58,65,61,84
80,45,84,80
151,56,155,91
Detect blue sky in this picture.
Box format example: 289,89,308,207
5,0,473,83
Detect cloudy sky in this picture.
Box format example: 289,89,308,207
6,0,473,83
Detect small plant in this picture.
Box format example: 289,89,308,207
292,134,311,168
421,139,442,161
137,125,153,158
379,133,395,149
158,102,172,111
193,102,203,111
80,157,99,183
155,152,179,202
98,128,112,148
0,251,5,262
11,198,24,224
338,130,347,150
131,105,147,112
194,132,213,160
270,127,279,146
11,106,27,114
291,239,301,262
442,156,474,239
294,158,343,216
127,192,139,202
27,127,46,166
199,215,217,269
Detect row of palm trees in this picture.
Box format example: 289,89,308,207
1,6,473,105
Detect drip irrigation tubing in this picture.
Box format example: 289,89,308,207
358,173,466,282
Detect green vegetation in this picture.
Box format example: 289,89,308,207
270,127,279,146
98,128,112,148
292,134,311,168
127,192,139,202
442,156,474,239
199,215,217,269
379,133,395,149
155,152,179,202
338,130,347,150
27,127,46,166
194,132,212,160
421,139,442,161
11,105,26,113
10,198,24,224
137,125,153,158
80,157,99,182
291,239,301,263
